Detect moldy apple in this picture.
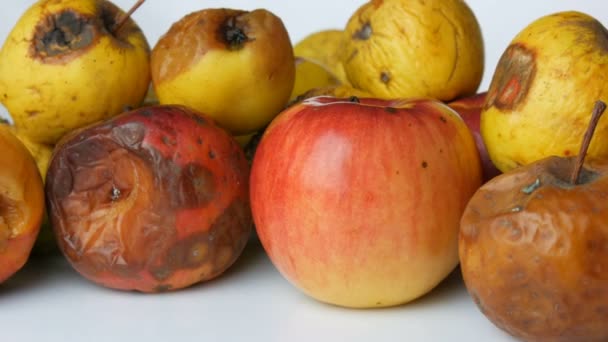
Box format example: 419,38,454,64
45,105,253,292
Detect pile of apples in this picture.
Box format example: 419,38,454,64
1,0,608,341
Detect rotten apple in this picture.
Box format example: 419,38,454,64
0,125,44,283
448,92,501,182
460,101,608,341
250,96,482,308
45,105,252,292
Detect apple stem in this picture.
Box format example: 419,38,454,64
570,100,607,185
112,0,146,35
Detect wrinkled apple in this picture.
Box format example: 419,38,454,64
251,96,482,308
46,105,253,292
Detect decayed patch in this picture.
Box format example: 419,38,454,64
485,44,536,111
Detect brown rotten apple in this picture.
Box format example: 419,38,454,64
46,105,252,292
0,125,44,283
460,101,608,341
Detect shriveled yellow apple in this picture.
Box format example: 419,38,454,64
482,11,608,173
151,8,295,136
343,0,484,101
0,0,151,144
294,29,349,84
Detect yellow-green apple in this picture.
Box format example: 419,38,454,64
460,101,608,341
250,96,482,308
448,92,501,182
151,8,295,136
0,0,151,144
0,125,44,283
45,105,252,292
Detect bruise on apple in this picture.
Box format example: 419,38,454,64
557,14,608,54
46,106,252,291
0,195,22,252
31,1,141,63
485,43,536,111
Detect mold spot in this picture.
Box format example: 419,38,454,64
380,71,391,84
485,43,536,111
178,163,216,208
353,22,372,40
32,10,97,60
110,186,121,201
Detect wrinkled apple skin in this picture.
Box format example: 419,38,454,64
0,126,44,283
460,156,608,341
448,92,501,182
251,96,482,308
46,105,252,292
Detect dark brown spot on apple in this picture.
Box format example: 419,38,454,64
177,163,216,208
353,22,372,40
385,107,397,114
209,150,216,159
218,13,251,50
154,284,172,292
485,43,536,111
380,71,390,84
349,96,360,103
26,110,40,117
439,116,447,123
422,161,428,168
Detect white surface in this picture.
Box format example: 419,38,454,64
0,1,607,341
2,239,517,342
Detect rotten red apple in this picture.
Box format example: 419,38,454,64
45,105,252,292
448,92,501,182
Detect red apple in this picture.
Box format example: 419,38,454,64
448,92,501,182
250,96,482,308
45,105,252,292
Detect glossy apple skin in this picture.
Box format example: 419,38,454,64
448,92,501,182
0,126,44,283
250,96,482,308
460,156,608,341
46,105,252,292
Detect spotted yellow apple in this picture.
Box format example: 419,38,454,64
0,0,151,144
481,11,608,172
151,8,295,136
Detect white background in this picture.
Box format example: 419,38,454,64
0,1,607,341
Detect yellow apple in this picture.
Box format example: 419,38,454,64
0,0,151,144
151,8,295,136
482,11,608,172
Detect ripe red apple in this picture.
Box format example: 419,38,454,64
45,105,252,292
250,96,482,308
448,92,501,182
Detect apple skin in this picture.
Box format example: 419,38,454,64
0,126,44,283
448,92,501,182
250,96,482,308
45,105,252,292
460,156,608,341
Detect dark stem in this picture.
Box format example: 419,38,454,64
112,0,146,35
570,100,607,185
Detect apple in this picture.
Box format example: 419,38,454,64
45,105,253,292
448,92,501,182
151,8,295,136
0,125,44,283
460,101,608,341
0,0,151,145
250,96,482,308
